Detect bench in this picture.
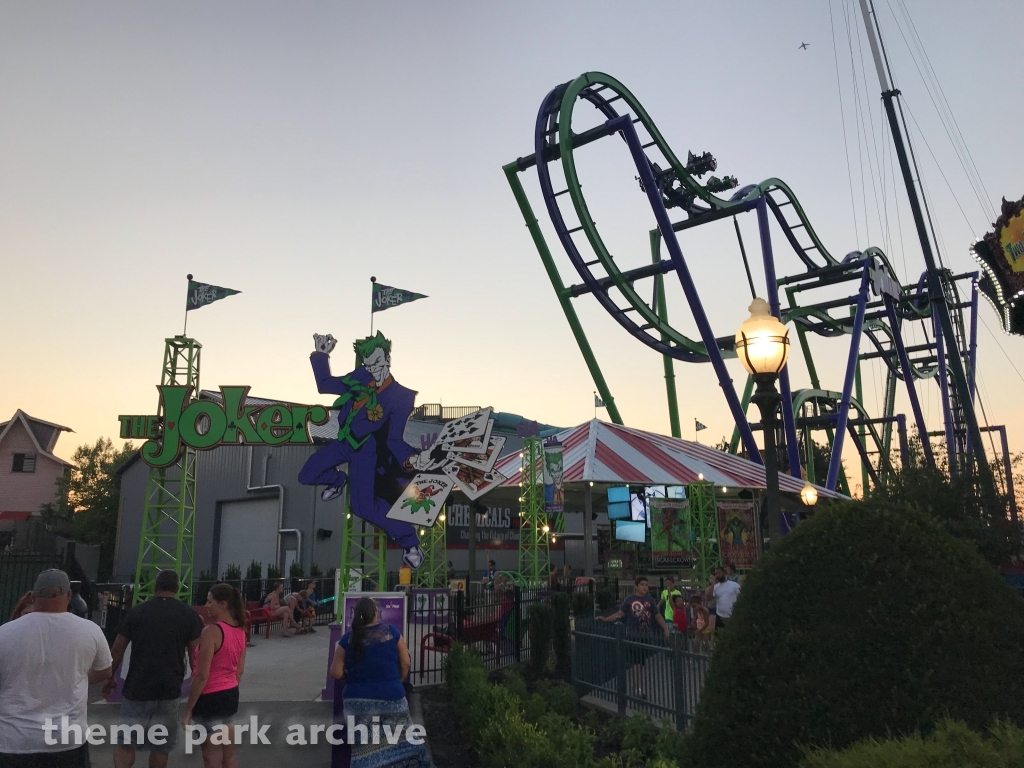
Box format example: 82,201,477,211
245,601,274,640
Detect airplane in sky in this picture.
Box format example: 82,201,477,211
799,42,810,50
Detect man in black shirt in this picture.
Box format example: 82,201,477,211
104,570,203,768
597,576,669,700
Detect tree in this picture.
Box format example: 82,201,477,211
42,437,135,580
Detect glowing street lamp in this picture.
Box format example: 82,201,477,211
800,482,818,507
735,298,790,549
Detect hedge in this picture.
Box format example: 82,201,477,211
685,499,1024,768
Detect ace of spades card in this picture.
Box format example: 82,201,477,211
434,408,492,454
386,474,454,527
447,434,505,472
443,462,507,500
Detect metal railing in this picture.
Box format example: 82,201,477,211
572,617,710,729
0,551,61,624
407,584,551,686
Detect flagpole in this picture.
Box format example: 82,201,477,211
370,276,376,336
183,274,192,337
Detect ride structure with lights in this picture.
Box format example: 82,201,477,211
502,61,1012,507
517,436,551,585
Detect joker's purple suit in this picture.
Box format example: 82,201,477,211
298,352,419,548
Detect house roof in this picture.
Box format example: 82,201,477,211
0,410,72,466
492,419,844,499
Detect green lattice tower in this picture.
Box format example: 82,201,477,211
133,336,201,605
336,499,387,620
685,481,720,587
517,437,550,586
414,505,448,588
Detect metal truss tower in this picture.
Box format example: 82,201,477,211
685,482,720,588
518,437,550,586
415,506,448,589
336,500,387,618
133,336,200,604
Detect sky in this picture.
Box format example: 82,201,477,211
2,1,1021,493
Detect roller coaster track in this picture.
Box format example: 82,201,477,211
505,71,983,492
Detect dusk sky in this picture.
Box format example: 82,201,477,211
2,1,1021,494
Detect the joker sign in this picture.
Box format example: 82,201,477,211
298,331,428,568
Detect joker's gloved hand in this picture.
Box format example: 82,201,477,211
313,333,337,354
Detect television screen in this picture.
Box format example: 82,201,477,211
629,492,647,522
607,485,631,520
614,520,647,543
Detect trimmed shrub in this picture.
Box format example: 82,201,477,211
571,590,595,618
222,563,241,580
596,586,616,611
551,592,572,678
802,719,1024,768
528,602,554,678
686,500,1024,768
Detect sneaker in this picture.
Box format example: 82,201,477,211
321,486,343,502
308,627,317,633
403,546,425,570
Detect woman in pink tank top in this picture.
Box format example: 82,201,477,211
183,583,247,768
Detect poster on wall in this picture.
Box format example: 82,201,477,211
543,437,564,513
716,501,758,569
409,588,450,624
650,498,693,570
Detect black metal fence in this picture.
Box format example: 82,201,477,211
407,583,552,686
572,617,711,729
0,551,61,624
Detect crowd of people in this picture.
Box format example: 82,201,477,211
0,567,434,768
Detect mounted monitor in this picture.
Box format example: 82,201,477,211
614,520,647,543
607,485,631,520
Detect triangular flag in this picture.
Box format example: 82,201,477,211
695,420,707,432
186,280,241,311
594,394,606,408
372,282,428,314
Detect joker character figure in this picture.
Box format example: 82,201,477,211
298,332,426,569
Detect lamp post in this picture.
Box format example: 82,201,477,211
735,298,790,550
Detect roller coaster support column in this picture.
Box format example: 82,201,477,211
860,0,994,495
750,374,784,546
503,163,622,425
613,114,761,463
932,313,958,474
651,231,682,438
897,414,911,467
883,295,933,466
756,198,802,478
826,266,870,491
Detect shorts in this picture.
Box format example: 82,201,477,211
119,698,179,753
0,745,90,768
192,687,239,727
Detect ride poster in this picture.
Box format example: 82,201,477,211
716,501,758,569
650,498,693,570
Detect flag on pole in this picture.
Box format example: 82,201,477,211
186,279,241,311
695,420,707,432
594,394,606,408
372,282,428,314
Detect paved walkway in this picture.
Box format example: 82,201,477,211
84,629,430,767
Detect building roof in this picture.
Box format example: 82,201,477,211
492,419,844,498
0,410,73,466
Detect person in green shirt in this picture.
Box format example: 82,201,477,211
657,576,682,622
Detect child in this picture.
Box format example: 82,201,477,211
671,594,688,633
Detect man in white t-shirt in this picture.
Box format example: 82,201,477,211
712,568,741,630
0,569,113,768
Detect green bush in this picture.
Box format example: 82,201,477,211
571,591,595,618
802,719,1024,767
222,563,241,580
289,561,304,578
551,592,572,678
245,560,262,580
528,602,553,678
309,562,322,578
266,565,282,579
686,500,1024,768
596,586,616,611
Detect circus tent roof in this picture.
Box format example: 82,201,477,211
492,419,842,499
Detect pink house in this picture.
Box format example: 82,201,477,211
0,410,73,528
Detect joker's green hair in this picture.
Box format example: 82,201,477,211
353,331,392,360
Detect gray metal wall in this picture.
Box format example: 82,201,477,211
115,444,345,581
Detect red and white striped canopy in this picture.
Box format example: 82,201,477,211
495,419,842,498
